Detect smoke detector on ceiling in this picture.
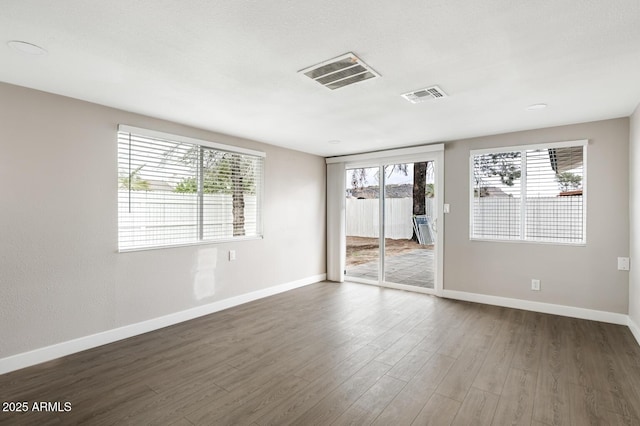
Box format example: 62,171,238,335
401,86,448,104
299,52,380,90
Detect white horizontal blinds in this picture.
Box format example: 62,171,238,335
525,146,584,243
472,151,522,240
117,129,264,251
118,132,198,250
200,149,263,240
470,141,586,244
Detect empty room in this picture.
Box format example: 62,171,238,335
2,1,640,425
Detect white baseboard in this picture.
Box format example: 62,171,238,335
629,317,640,346
0,274,326,375
442,289,629,325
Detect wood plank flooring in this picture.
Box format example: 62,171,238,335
1,281,640,425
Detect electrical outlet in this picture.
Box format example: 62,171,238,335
618,257,630,271
531,279,541,291
229,250,236,261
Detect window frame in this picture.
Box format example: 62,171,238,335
117,125,265,252
469,139,588,246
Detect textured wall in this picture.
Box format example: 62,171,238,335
444,118,630,313
0,83,326,358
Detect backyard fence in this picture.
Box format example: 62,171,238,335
347,196,583,242
118,191,257,247
346,198,435,239
472,196,583,242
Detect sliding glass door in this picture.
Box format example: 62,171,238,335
344,154,441,294
345,167,380,282
383,162,436,289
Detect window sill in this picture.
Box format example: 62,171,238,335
118,235,264,253
469,237,586,247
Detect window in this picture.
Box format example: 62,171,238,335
470,140,586,244
117,125,264,251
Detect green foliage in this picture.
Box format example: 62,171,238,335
119,165,150,191
173,152,257,194
174,177,198,193
473,152,521,188
556,172,582,192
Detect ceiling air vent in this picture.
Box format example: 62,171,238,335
299,52,380,90
401,86,448,104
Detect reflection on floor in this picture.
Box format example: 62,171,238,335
346,248,434,288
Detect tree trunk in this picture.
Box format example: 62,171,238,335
412,162,427,241
231,154,245,236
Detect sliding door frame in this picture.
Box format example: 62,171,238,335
329,144,444,296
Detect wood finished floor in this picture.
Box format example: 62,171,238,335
1,281,640,425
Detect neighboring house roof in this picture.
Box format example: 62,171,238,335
479,186,510,197
349,184,414,199
146,180,175,192
559,190,583,197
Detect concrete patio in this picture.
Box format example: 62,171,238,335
346,248,434,288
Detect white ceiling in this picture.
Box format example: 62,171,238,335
2,0,640,157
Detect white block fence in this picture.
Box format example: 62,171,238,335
347,196,583,242
346,198,435,239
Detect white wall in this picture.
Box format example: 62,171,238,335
0,82,326,360
629,104,640,332
444,118,630,314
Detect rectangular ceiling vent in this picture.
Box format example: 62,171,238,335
299,52,380,90
401,86,448,104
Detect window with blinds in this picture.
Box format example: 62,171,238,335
470,140,586,244
117,125,265,251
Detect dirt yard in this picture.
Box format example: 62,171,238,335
346,236,433,267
